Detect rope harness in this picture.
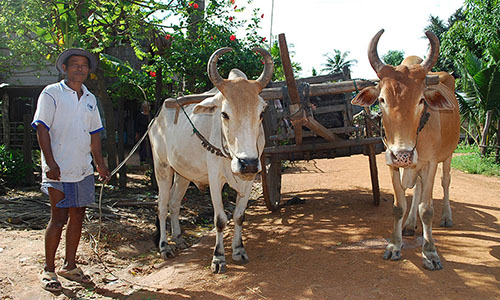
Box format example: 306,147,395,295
175,98,231,159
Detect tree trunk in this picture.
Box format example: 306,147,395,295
117,98,127,188
2,92,10,149
496,115,500,163
23,114,35,186
185,0,205,92
96,68,118,185
480,110,493,156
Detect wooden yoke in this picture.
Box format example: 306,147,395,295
278,33,339,145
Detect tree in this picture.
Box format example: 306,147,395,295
321,50,357,74
459,44,500,155
424,9,465,74
437,0,500,154
382,50,405,66
0,0,270,185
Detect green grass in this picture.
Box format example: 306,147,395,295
454,142,480,154
452,142,500,178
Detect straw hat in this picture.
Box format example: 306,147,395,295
55,48,97,73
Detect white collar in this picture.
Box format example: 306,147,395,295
60,80,90,97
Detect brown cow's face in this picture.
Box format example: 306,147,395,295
353,30,457,168
377,66,428,168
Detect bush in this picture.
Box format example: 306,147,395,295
0,145,33,187
452,142,500,177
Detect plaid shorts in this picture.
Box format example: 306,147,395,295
41,175,95,208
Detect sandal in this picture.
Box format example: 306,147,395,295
40,270,62,292
57,267,92,284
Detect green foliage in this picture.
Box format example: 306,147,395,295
441,0,500,72
425,9,465,73
452,153,500,178
454,141,479,154
382,50,405,66
0,145,32,187
267,40,301,81
321,50,357,74
457,43,500,145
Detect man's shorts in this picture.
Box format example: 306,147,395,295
41,175,95,208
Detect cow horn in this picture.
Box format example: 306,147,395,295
252,47,274,88
368,29,386,74
207,47,233,87
421,31,440,72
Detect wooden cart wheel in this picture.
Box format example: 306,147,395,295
260,156,282,211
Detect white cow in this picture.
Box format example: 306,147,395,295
149,48,274,273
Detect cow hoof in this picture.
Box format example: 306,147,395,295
422,252,443,270
211,257,227,274
439,218,453,228
173,237,188,250
402,227,415,236
160,248,175,260
232,250,249,265
159,241,175,259
383,249,402,261
383,244,402,261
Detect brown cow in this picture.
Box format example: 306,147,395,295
352,29,460,270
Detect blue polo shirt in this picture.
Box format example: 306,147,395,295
32,80,104,183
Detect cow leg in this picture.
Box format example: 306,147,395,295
384,167,407,261
403,176,422,236
208,178,227,274
418,162,442,270
156,165,175,259
440,156,453,227
231,183,252,264
168,174,190,249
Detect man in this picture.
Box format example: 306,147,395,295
32,48,110,292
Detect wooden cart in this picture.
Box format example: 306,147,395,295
259,34,384,211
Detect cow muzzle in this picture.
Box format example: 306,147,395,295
238,157,260,174
232,156,261,180
386,148,417,168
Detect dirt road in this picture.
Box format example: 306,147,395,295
2,154,500,299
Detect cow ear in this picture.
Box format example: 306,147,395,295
423,84,456,110
351,86,379,107
193,96,222,114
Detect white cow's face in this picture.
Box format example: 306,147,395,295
194,75,267,180
221,80,267,179
197,47,273,179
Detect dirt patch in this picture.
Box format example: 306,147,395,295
1,154,500,299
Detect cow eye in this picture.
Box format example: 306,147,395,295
419,97,425,105
221,112,229,120
378,97,385,104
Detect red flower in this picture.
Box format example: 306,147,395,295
262,37,267,42
210,35,214,40
193,3,199,8
261,13,264,18
165,34,171,40
229,34,236,41
150,71,156,77
188,2,193,6
234,5,237,9
229,16,233,21
231,0,235,3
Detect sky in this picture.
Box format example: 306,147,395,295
236,0,464,79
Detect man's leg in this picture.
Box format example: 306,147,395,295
62,206,85,271
45,188,68,272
